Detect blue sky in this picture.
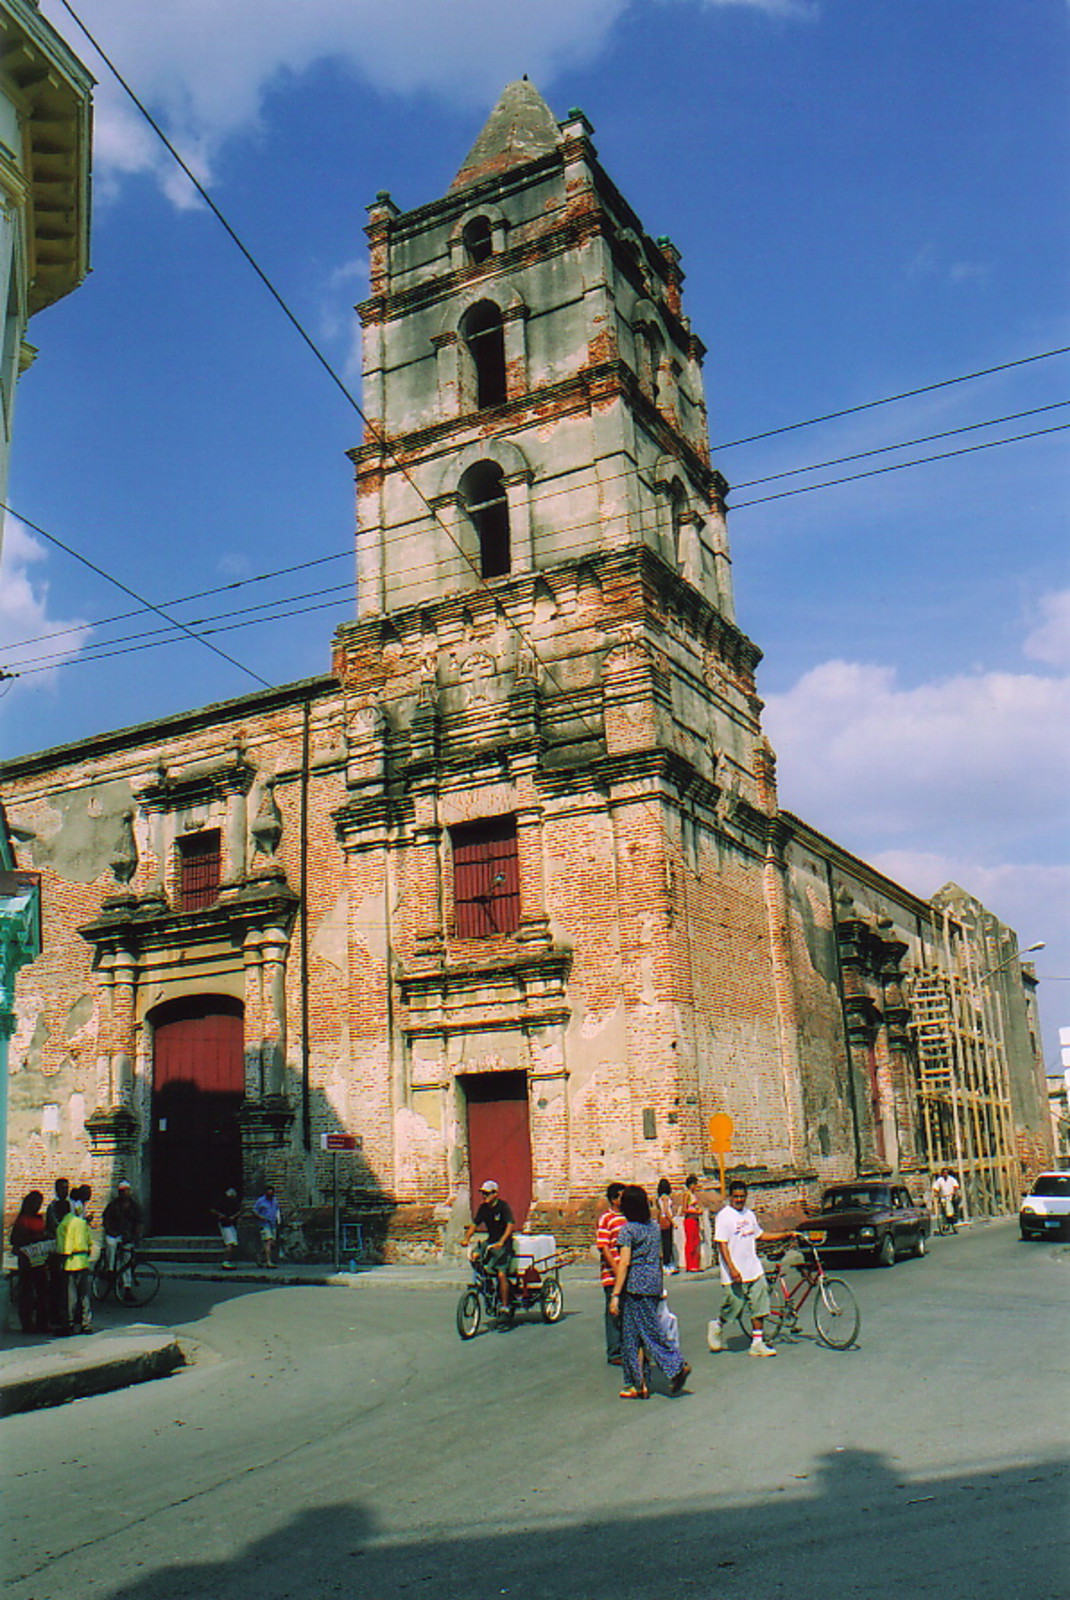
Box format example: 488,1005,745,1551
2,0,1068,1055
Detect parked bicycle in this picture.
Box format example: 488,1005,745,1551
91,1242,161,1308
743,1241,860,1349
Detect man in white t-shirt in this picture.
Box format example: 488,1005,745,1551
708,1180,796,1358
932,1167,961,1228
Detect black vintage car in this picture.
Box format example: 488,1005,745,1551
800,1182,931,1267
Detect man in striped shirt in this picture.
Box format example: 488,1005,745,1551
597,1182,626,1365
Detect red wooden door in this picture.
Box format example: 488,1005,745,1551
464,1070,532,1228
151,996,244,1234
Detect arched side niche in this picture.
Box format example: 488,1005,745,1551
629,295,674,412
652,458,706,590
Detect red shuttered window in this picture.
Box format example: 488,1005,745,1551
177,830,222,912
452,817,520,937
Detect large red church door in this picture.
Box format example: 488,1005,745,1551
150,995,244,1234
463,1070,533,1229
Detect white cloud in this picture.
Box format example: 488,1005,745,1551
0,518,92,691
765,655,1070,857
42,0,802,200
763,623,1070,1056
319,257,370,381
1024,588,1070,668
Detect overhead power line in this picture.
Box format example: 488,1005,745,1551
3,502,273,689
711,346,1070,451
8,396,1065,658
23,1,1068,721
728,422,1070,510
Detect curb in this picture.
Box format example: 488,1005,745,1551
0,1330,186,1417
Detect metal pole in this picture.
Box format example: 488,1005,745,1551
333,1149,340,1272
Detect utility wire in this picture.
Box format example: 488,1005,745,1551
728,422,1070,510
729,400,1070,489
0,547,350,654
8,391,1067,661
5,410,1065,676
27,0,1070,751
1,501,274,688
10,580,354,672
711,346,1070,451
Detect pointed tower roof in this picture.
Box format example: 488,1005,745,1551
450,79,561,192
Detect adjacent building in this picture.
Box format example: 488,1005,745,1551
0,0,90,1226
0,83,1049,1250
0,0,92,543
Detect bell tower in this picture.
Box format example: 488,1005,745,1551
353,78,734,622
332,84,792,1220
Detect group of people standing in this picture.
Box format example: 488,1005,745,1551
597,1177,797,1399
8,1177,143,1336
655,1173,708,1275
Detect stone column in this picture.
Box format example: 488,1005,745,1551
514,804,551,948
242,931,266,1098
502,304,528,401
503,469,534,572
110,947,138,1108
260,928,290,1096
432,332,459,418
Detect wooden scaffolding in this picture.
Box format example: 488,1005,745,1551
907,908,1018,1217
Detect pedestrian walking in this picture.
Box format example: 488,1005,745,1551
56,1192,93,1335
211,1187,242,1268
609,1185,690,1399
596,1182,626,1364
656,1177,677,1274
707,1180,796,1357
253,1185,282,1267
10,1192,50,1333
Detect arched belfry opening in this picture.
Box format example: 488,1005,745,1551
461,299,507,409
460,460,511,578
462,214,493,265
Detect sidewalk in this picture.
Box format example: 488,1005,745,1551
0,1326,186,1417
1,1257,609,1417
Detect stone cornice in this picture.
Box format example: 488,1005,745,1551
77,873,300,955
0,675,338,783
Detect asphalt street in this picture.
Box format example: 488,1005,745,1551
2,1220,1066,1600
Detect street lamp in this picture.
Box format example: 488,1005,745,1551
980,941,1045,982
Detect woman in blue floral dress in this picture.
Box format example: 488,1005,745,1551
609,1185,691,1399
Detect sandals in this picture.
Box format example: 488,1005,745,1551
618,1385,649,1400
670,1362,692,1395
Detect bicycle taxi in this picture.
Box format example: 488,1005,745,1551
456,1232,564,1338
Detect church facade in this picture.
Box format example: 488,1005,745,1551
1,85,1050,1249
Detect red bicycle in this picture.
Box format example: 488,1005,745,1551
744,1242,860,1349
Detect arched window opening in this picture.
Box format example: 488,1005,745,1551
461,461,511,579
462,216,493,265
461,299,507,409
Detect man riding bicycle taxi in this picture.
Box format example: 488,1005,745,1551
462,1179,516,1318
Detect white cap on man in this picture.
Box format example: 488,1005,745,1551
480,1179,498,1194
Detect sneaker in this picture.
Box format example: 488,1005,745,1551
707,1321,723,1352
749,1339,777,1358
